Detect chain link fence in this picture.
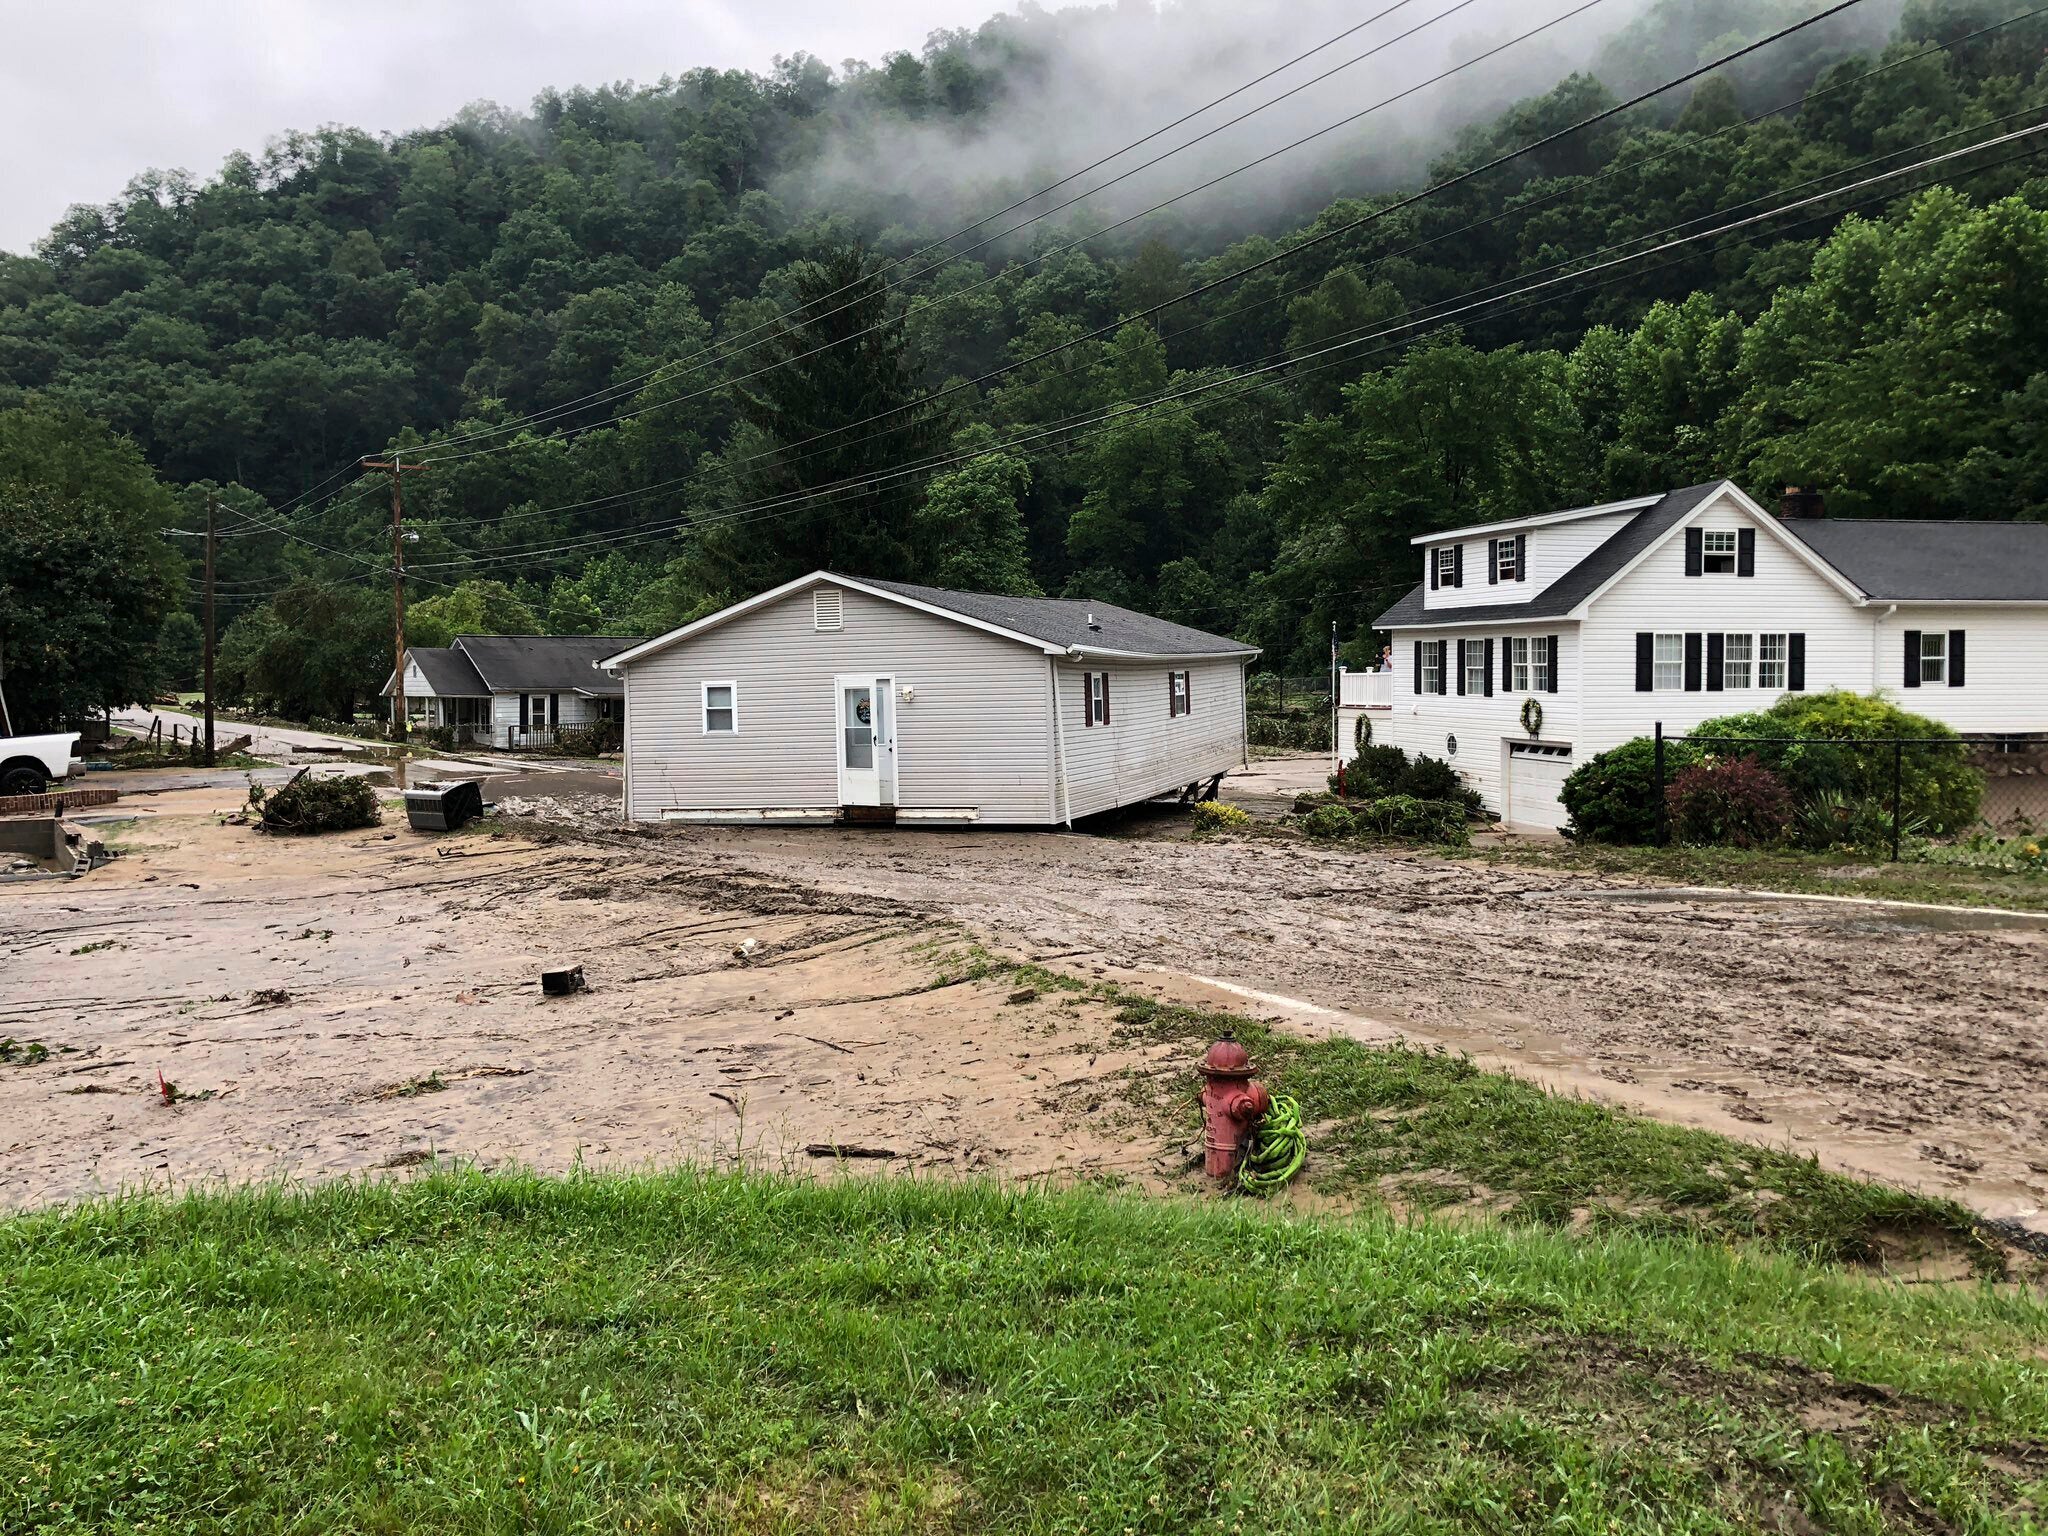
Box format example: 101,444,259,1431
1647,727,2048,862
1246,673,1333,752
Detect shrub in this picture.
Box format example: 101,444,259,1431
1394,753,1485,816
1191,801,1252,835
1298,804,1359,841
1335,744,1409,798
1394,753,1461,800
1665,756,1792,848
1691,691,1980,833
1791,789,1914,853
253,770,380,834
1561,736,1703,843
1353,795,1469,846
1248,712,1332,751
558,719,624,756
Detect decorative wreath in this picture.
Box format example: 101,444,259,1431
1519,697,1544,738
1353,712,1373,750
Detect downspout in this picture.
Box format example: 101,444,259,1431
1048,654,1073,826
1240,657,1250,768
1871,604,1896,693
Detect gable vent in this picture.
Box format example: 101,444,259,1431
813,589,844,631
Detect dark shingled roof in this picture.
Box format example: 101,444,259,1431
454,634,643,696
410,646,489,695
1373,482,1727,630
1778,518,2048,601
852,576,1259,656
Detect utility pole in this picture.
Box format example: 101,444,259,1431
202,489,217,767
360,457,427,748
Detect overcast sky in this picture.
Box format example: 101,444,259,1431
0,0,1007,254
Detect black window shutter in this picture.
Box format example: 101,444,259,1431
1081,671,1093,727
1903,630,1921,688
1453,544,1465,588
1430,553,1439,591
1437,640,1449,695
1635,632,1653,692
1502,637,1514,694
1737,527,1756,577
1788,632,1806,691
519,694,529,729
1413,640,1423,694
1546,635,1560,694
1455,639,1467,696
1684,632,1703,691
1167,671,1176,716
1100,672,1111,724
1705,633,1724,691
1483,638,1495,697
1948,629,1966,687
1684,528,1704,577
1487,539,1499,585
549,693,559,726
1516,534,1528,582
1185,670,1193,711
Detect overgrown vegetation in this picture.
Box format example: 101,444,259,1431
5,1166,2043,1534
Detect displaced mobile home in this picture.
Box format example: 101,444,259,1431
382,634,640,747
598,573,1259,825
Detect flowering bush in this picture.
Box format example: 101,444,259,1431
1191,801,1252,836
1665,755,1791,848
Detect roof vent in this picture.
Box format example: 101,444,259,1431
813,588,844,631
1779,486,1825,520
1086,609,1101,631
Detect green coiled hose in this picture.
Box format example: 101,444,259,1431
1237,1094,1305,1195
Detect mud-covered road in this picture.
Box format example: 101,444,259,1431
635,815,2048,1232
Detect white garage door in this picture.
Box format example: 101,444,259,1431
1507,743,1573,831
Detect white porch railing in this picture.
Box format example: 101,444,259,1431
1339,669,1393,709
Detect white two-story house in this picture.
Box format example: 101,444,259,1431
1370,480,2048,831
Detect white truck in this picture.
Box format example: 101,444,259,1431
0,733,83,797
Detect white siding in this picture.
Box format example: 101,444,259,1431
619,586,1056,823
1052,656,1248,820
1871,606,2048,732
1579,493,1870,752
1419,512,1636,611
1376,626,1578,819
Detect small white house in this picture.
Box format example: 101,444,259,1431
1372,480,2048,831
597,571,1259,826
381,634,640,748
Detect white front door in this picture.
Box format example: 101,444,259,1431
835,676,897,806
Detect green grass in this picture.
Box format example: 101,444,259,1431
1466,840,2048,913
966,961,1997,1271
3,1171,2044,1534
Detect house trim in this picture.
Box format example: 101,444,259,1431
1410,494,1665,546
599,571,1067,671
1564,481,1866,616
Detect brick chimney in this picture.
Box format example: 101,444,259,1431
1779,485,1825,519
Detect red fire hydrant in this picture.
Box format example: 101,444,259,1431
1198,1037,1272,1182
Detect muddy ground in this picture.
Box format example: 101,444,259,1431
4,765,2046,1235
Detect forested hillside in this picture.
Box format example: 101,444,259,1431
3,0,2046,724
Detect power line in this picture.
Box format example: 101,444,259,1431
377,4,2044,549
399,119,2048,583
403,0,1449,459
412,0,1867,474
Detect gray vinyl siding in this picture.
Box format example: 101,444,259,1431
621,586,1055,823
1054,656,1248,819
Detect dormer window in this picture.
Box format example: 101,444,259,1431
1494,540,1518,581
1701,530,1738,574
1433,547,1462,589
